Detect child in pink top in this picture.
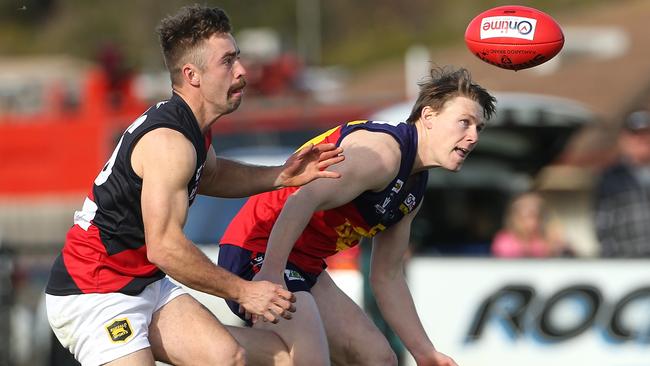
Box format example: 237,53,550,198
492,192,570,258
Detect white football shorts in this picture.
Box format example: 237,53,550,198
45,276,186,366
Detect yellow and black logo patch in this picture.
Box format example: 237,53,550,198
105,318,134,343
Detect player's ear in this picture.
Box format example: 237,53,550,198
421,106,435,128
182,64,200,86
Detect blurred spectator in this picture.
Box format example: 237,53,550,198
257,53,303,95
82,42,142,115
492,191,573,258
245,52,304,96
96,42,135,107
594,110,650,257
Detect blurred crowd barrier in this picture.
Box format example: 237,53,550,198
405,257,650,366
4,243,650,366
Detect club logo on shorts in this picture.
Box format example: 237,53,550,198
284,269,305,282
105,318,134,343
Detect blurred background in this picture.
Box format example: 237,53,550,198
1,0,650,365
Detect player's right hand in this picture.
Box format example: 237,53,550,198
416,350,459,366
237,279,296,324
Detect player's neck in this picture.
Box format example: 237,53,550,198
412,121,440,173
173,88,225,134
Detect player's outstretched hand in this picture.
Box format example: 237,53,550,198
237,279,296,324
275,143,344,188
417,350,459,366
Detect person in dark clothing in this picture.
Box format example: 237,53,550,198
594,109,650,257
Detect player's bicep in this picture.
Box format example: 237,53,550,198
294,130,401,210
134,129,196,249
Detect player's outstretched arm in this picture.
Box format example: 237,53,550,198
260,130,400,274
248,145,375,306
370,206,459,366
198,143,344,198
134,128,295,323
247,130,400,322
274,142,344,187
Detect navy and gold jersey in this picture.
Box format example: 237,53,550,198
220,120,428,274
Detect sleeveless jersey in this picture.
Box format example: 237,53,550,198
220,120,428,274
46,93,211,295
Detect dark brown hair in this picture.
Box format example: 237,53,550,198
406,67,496,124
157,5,232,85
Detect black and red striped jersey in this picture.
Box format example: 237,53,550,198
46,93,211,295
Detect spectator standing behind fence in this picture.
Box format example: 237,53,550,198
492,191,572,258
594,110,650,257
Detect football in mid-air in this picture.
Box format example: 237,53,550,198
464,5,564,71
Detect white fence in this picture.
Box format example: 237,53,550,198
184,250,650,365
405,258,650,366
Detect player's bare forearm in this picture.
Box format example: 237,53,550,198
272,143,344,188
149,234,295,323
199,144,344,198
260,193,318,274
373,275,458,365
200,157,282,198
371,273,438,361
369,204,449,363
148,233,247,300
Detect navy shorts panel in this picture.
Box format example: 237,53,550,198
218,244,319,322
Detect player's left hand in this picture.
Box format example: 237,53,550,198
416,350,459,366
236,277,296,325
275,143,344,188
242,269,292,324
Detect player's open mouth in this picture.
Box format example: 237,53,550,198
454,147,470,158
229,87,244,97
229,81,246,97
